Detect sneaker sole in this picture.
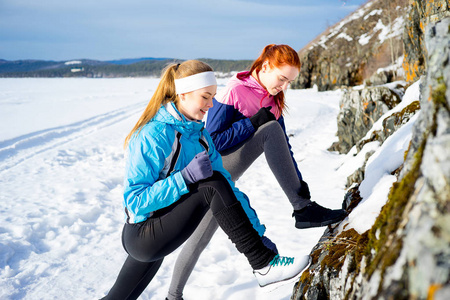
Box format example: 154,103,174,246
295,215,347,229
259,256,312,292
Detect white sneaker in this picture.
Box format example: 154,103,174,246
253,254,311,288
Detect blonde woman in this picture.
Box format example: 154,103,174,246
100,60,310,299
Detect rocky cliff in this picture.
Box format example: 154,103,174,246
291,1,450,299
292,0,408,91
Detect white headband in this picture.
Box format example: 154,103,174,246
174,71,217,94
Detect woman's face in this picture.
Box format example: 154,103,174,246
259,62,299,96
178,85,217,121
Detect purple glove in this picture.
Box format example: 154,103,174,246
181,151,213,185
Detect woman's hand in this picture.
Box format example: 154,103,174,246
250,106,276,130
181,151,213,184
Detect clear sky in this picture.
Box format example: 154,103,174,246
0,0,368,61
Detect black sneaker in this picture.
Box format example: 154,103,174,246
293,202,347,229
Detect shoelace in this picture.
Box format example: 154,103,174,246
269,255,294,267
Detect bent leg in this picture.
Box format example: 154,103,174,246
107,172,273,300
221,120,310,210
104,183,214,299
103,195,211,299
197,172,275,269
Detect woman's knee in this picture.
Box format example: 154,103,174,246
257,120,287,147
202,171,228,185
198,171,234,196
197,171,237,208
258,120,283,134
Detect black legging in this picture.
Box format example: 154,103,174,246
102,171,274,300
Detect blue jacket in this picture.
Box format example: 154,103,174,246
123,102,266,236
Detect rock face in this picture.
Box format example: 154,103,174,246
291,3,450,300
354,99,420,152
291,0,408,91
402,0,450,82
328,86,403,154
399,17,450,298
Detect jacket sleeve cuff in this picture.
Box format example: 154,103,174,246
243,117,256,134
174,171,190,195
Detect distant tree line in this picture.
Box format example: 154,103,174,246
0,58,253,78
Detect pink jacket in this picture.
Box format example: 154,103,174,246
216,71,282,119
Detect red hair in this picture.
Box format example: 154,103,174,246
238,44,301,115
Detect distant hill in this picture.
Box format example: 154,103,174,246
105,57,171,65
0,58,253,78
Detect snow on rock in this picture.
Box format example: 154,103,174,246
335,80,422,234
340,113,418,234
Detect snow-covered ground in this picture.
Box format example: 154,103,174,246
0,78,419,299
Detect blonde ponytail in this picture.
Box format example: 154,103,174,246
124,60,213,148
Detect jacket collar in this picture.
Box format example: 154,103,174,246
234,71,268,95
165,102,184,122
154,102,204,135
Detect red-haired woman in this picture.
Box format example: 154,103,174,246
166,45,346,300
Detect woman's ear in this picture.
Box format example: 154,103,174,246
179,93,185,101
261,60,270,73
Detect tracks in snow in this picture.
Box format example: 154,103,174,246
0,101,145,173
